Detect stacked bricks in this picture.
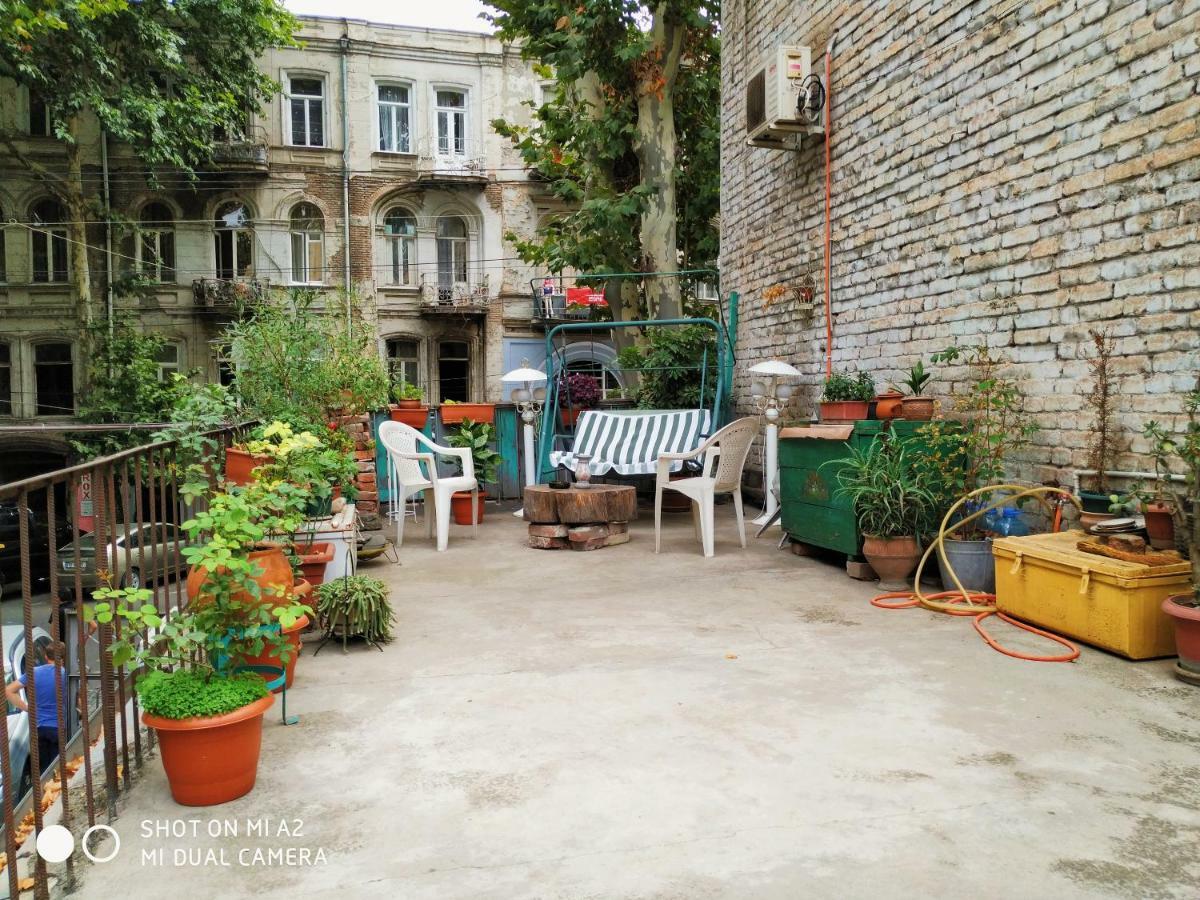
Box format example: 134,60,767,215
720,0,1200,489
330,413,381,530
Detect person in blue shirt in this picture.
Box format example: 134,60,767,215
5,641,68,773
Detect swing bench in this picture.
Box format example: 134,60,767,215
538,314,732,483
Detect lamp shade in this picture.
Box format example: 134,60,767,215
501,365,548,384
747,359,801,378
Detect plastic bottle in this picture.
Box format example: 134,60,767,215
994,507,1029,537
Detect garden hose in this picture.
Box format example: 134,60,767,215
871,484,1083,662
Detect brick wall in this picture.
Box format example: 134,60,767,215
721,0,1200,485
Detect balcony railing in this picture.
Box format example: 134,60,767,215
210,127,270,173
416,137,488,181
192,277,268,310
420,273,489,313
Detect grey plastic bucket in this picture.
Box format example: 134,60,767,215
939,538,995,594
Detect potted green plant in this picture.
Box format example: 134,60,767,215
388,381,429,429
820,370,875,423
830,426,936,586
315,575,395,649
917,344,1039,593
446,418,502,524
1077,329,1122,525
1143,379,1200,684
899,361,934,421
558,372,602,427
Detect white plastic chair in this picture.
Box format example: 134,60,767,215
378,420,479,552
654,417,761,558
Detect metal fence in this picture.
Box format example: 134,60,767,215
0,425,246,899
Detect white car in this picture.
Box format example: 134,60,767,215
2,625,55,801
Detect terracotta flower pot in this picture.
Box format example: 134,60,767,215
396,398,422,410
559,406,588,427
187,546,296,610
243,612,310,693
874,391,904,419
295,541,334,586
389,406,429,429
862,535,922,584
451,491,485,525
1143,501,1176,550
1162,593,1200,681
440,403,495,425
1078,510,1114,530
900,396,934,421
819,401,870,423
224,447,270,486
143,692,275,806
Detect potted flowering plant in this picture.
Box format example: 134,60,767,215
558,372,602,427
820,370,875,422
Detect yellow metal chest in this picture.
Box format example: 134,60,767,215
992,531,1193,660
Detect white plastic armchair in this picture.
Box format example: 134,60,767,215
654,417,761,558
377,420,479,552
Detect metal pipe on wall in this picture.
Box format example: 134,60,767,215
823,32,838,378
339,27,353,331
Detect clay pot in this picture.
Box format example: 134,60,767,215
143,692,274,806
560,406,586,428
451,491,485,525
874,391,904,419
389,406,429,429
439,403,495,425
900,396,934,421
187,546,296,610
224,447,269,486
1143,501,1176,550
1078,510,1114,531
243,611,310,693
295,541,334,586
1162,594,1200,682
396,398,422,410
819,401,870,423
862,535,922,585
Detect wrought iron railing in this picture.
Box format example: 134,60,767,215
192,277,268,309
419,273,490,308
0,424,247,898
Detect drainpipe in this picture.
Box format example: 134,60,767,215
100,129,114,340
823,31,837,378
1071,469,1186,496
339,29,353,332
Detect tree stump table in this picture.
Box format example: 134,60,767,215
524,484,638,551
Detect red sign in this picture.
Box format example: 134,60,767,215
566,287,608,307
77,471,95,533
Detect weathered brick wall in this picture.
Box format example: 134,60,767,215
722,0,1200,485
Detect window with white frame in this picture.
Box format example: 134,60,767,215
383,207,417,286
435,90,467,155
287,76,325,147
386,338,420,390
378,84,412,153
30,199,68,283
34,342,73,415
138,202,176,283
289,202,324,284
156,343,181,382
0,342,11,416
213,201,253,279
436,216,469,297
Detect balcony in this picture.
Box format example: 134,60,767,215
210,126,270,174
420,274,489,315
192,277,268,310
416,137,488,185
530,277,610,324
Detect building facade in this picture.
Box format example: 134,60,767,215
0,16,562,478
721,0,1200,485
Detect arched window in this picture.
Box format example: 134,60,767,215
33,341,73,415
213,201,253,279
138,202,176,282
30,199,68,283
289,202,324,284
383,207,416,286
436,215,468,300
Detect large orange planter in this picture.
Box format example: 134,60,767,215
224,447,270,486
1163,594,1200,679
295,542,333,586
874,391,904,419
451,491,485,525
388,406,430,429
819,401,870,423
439,403,495,425
143,692,275,806
187,546,297,610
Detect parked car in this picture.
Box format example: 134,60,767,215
0,503,71,601
2,624,55,801
57,522,189,601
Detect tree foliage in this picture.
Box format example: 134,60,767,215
487,0,720,320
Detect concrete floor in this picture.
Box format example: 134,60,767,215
74,504,1200,899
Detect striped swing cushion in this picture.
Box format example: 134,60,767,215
549,409,712,477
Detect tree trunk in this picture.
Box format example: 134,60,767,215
64,117,95,350
635,6,685,321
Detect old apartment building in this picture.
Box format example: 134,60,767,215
0,16,557,475
722,0,1200,483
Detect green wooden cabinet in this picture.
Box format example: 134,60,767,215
780,420,940,557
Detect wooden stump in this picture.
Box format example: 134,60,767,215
525,484,637,550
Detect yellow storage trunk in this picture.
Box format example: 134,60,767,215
992,531,1193,660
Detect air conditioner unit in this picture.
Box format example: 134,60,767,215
745,45,825,149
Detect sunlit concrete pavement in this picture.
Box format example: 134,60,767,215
75,503,1200,898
